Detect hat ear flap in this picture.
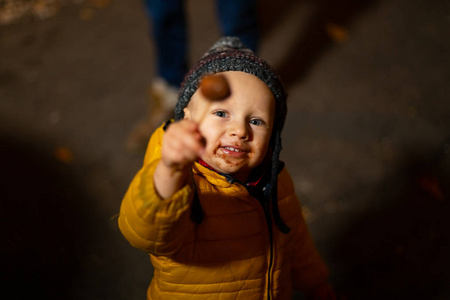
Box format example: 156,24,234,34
270,131,290,234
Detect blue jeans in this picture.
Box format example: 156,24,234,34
144,0,259,87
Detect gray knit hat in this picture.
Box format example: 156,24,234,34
175,36,290,233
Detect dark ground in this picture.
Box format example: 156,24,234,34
1,0,449,299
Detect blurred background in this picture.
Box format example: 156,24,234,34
1,0,449,299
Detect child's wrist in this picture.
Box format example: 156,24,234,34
153,161,191,199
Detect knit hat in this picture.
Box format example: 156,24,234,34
174,37,290,234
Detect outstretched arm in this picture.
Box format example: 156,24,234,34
118,121,204,255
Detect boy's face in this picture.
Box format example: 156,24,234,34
184,71,275,182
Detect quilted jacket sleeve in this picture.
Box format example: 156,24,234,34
118,125,195,256
278,169,332,298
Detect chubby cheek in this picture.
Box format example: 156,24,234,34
253,143,269,165
200,130,219,155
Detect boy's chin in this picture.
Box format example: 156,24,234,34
200,157,254,181
212,165,250,181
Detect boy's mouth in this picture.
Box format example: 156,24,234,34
219,145,250,158
223,146,245,152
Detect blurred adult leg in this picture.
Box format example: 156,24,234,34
144,0,188,87
216,0,259,52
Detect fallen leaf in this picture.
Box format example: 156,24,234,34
90,0,112,9
325,23,349,43
79,7,95,20
54,147,74,164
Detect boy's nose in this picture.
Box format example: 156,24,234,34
228,120,249,140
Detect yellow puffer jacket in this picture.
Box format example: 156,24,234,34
119,125,330,300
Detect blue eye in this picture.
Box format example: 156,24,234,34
214,110,227,118
250,119,264,126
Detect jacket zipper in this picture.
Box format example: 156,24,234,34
228,177,274,300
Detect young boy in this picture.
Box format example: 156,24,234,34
119,37,335,300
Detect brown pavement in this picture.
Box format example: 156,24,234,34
1,0,449,299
